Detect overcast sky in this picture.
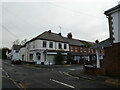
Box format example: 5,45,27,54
1,0,119,48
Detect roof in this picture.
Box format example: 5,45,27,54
23,30,95,47
29,31,69,43
63,37,85,46
104,4,120,15
80,40,95,47
12,45,22,50
91,38,111,49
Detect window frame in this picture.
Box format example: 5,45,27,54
58,43,62,49
64,44,67,49
49,41,53,48
43,41,47,48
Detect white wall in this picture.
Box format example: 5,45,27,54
111,11,120,43
19,47,25,61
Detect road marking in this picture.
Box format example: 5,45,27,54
2,69,10,78
12,64,14,66
24,65,41,69
50,79,75,88
2,69,26,90
62,72,79,79
69,69,75,71
58,71,63,74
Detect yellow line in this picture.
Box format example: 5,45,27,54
9,78,21,89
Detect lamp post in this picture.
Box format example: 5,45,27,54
95,40,100,68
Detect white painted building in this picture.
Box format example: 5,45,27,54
20,30,69,65
9,45,21,63
104,4,120,44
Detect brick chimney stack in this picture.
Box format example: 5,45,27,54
67,33,72,39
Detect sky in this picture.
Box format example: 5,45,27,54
0,0,120,48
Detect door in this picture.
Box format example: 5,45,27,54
36,52,41,64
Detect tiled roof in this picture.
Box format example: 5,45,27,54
80,40,95,47
35,31,68,43
23,30,95,47
63,37,84,46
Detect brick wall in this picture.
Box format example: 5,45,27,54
101,43,120,76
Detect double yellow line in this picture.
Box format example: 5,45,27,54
11,79,26,90
2,69,26,90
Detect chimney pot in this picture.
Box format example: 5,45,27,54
48,30,51,33
58,33,61,36
67,33,72,39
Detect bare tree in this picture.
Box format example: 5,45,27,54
20,39,27,45
13,39,20,45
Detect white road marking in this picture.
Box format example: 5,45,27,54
2,69,9,78
12,64,14,66
62,72,79,79
58,71,63,74
50,79,75,88
69,69,75,71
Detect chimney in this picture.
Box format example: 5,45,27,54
67,33,72,39
95,40,99,43
48,30,51,33
58,33,61,36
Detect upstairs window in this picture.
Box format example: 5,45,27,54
33,41,35,48
70,46,73,51
84,48,86,52
80,47,83,52
59,43,62,49
75,47,78,52
49,42,53,48
43,41,47,48
64,44,67,49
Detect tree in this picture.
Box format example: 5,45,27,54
67,53,74,64
20,39,27,45
1,48,10,59
13,39,20,45
54,52,65,65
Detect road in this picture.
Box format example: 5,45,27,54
2,59,117,89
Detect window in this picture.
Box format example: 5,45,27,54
15,50,19,53
22,55,24,61
49,42,53,48
33,41,35,48
89,48,91,53
43,41,47,47
36,52,41,60
70,46,73,51
37,55,41,60
84,48,86,52
64,44,67,49
59,43,62,49
80,47,83,52
75,47,78,52
29,54,33,61
92,49,94,53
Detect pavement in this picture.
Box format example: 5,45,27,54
68,69,120,88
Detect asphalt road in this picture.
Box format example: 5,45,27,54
2,59,118,90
